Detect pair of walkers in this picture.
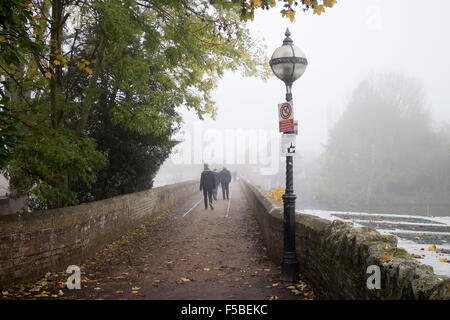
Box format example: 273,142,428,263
199,164,232,210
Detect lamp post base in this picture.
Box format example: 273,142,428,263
281,155,299,284
281,251,299,284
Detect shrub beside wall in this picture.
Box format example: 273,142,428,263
239,178,450,300
0,180,198,288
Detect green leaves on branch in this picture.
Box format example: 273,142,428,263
0,98,22,170
0,0,42,66
9,123,107,209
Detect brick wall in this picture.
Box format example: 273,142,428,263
240,177,450,300
0,180,198,288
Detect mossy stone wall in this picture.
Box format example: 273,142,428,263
240,178,449,300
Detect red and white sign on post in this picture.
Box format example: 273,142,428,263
278,101,294,133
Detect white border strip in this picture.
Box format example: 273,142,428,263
183,199,202,217
226,192,232,217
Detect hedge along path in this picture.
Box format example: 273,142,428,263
1,182,316,300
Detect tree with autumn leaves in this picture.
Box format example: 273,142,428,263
237,0,336,21
0,0,336,209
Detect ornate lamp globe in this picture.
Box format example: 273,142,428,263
269,28,308,87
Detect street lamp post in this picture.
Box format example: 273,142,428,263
269,28,308,283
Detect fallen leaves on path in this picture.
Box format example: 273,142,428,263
176,277,192,284
1,186,317,301
131,286,141,294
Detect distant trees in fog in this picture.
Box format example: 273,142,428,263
302,72,450,213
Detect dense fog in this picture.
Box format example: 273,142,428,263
155,0,450,217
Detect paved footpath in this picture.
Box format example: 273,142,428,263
1,181,316,300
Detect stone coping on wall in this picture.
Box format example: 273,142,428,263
239,177,450,300
0,180,197,235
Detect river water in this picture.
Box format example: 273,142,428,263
303,209,450,278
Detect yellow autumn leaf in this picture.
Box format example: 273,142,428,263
286,9,295,22
64,64,68,69
380,254,393,260
439,258,448,263
313,5,326,15
56,54,67,63
85,67,93,75
45,72,52,79
429,245,437,251
323,0,337,7
203,267,211,272
267,186,285,207
0,36,6,43
253,0,262,7
115,290,123,294
53,60,60,65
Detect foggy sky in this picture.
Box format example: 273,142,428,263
159,0,450,180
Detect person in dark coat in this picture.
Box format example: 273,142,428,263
219,166,232,200
200,164,217,210
212,168,220,200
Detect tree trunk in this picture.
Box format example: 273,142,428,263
76,35,107,137
50,0,64,129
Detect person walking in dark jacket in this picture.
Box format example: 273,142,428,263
219,166,232,200
200,164,217,210
212,168,220,200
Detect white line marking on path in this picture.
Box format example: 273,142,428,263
226,192,232,217
183,199,202,217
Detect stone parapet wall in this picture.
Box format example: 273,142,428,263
239,177,449,300
0,180,198,288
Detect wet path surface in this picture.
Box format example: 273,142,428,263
2,182,315,300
